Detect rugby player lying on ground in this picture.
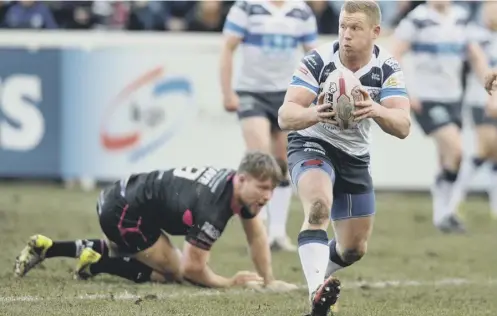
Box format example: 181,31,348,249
14,151,297,291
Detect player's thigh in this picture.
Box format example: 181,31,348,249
288,135,335,223
331,192,375,251
96,187,180,276
420,102,462,156
415,102,461,144
327,143,375,250
431,124,463,160
472,107,497,158
132,233,182,278
271,130,289,179
237,91,272,151
267,91,287,159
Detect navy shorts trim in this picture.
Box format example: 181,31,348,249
331,191,376,221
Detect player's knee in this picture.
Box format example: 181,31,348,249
341,247,366,265
276,158,288,175
308,198,331,226
150,270,182,284
275,157,290,185
441,145,462,170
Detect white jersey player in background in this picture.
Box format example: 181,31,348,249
391,0,491,233
220,0,318,251
450,2,497,219
279,1,410,315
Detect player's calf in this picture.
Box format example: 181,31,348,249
294,166,335,298
132,234,183,281
75,247,175,283
267,156,296,252
488,161,497,219
326,192,375,277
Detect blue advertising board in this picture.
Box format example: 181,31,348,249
0,49,61,177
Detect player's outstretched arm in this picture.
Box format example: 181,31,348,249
467,43,493,92
375,96,411,139
182,242,261,288
219,35,242,112
241,216,299,292
241,215,274,284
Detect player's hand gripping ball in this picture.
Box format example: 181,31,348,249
321,67,364,129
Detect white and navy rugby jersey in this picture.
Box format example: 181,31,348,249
290,41,408,156
463,24,497,108
394,4,470,103
223,0,318,92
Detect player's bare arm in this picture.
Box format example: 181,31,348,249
353,88,411,139
468,43,493,90
241,215,274,284
278,87,335,131
390,38,411,61
376,95,411,139
220,34,242,112
182,241,261,288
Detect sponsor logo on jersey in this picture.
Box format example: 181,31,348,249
384,58,401,72
201,222,221,240
303,54,318,70
100,66,194,162
384,76,398,88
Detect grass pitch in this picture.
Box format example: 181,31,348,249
1,183,496,316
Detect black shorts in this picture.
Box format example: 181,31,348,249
414,101,462,135
96,182,162,255
287,133,375,220
470,106,497,127
236,91,285,131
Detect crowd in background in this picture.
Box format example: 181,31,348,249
0,1,486,34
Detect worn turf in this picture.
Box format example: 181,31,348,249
1,183,496,316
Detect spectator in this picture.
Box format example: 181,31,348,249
126,0,168,31
0,1,13,27
307,0,338,34
92,1,129,30
186,0,223,32
52,1,95,29
3,0,57,29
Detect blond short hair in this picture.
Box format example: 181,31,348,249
342,0,382,26
238,151,282,186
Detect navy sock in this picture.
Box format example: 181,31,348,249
472,157,485,167
437,169,459,184
90,257,152,283
328,239,351,268
45,239,108,258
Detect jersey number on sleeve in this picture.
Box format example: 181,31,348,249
173,167,207,181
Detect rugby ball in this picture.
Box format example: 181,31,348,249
322,67,364,129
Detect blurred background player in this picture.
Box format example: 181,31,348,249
449,1,497,219
220,0,318,252
279,1,410,315
391,0,491,233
